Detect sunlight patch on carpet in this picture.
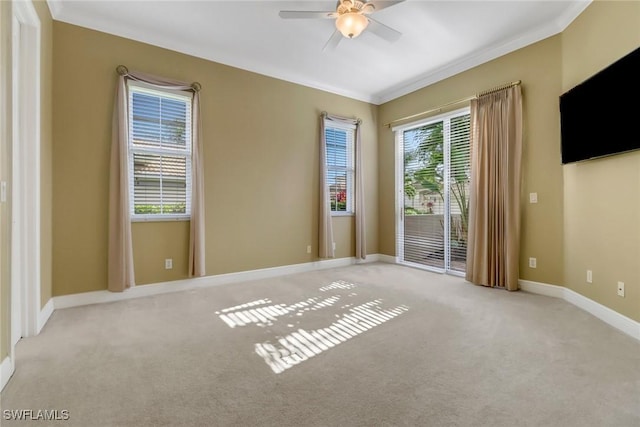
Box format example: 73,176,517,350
255,301,409,373
318,280,357,292
215,280,409,374
215,295,343,328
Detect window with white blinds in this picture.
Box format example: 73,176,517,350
128,84,192,220
399,108,470,273
325,122,355,214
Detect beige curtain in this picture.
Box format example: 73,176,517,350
319,113,366,259
319,113,335,258
108,72,135,292
108,66,205,292
189,88,206,277
354,120,366,260
466,85,523,291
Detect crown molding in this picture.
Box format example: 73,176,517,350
45,0,591,106
372,0,591,105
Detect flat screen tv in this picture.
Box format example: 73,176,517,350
559,46,640,164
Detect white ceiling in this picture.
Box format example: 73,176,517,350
47,0,591,104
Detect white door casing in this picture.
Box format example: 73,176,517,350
8,0,42,369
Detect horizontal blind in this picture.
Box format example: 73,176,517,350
128,85,192,217
132,154,188,214
402,122,445,269
131,92,189,149
325,125,354,213
448,114,470,272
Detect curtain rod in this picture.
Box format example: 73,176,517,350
116,65,202,92
322,111,362,125
384,80,521,128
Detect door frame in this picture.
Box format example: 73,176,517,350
6,0,42,385
393,107,469,276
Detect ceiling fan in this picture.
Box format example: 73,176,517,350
278,0,405,51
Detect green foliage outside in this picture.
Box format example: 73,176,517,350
404,117,471,247
333,201,347,211
404,207,421,215
135,203,186,215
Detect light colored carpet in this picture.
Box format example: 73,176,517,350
1,263,639,426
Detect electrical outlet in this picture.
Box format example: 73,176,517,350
165,258,173,270
617,281,625,297
306,245,311,254
332,242,336,250
529,192,538,203
528,257,537,268
586,270,592,283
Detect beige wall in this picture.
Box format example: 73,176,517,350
378,35,565,287
561,0,640,321
52,22,378,295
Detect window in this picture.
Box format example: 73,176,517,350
128,83,192,220
324,121,355,214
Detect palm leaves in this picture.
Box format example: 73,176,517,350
404,116,470,242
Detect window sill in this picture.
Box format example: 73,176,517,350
331,212,354,217
132,215,190,223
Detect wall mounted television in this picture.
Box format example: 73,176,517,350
559,46,640,164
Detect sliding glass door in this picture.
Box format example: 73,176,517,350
396,108,470,274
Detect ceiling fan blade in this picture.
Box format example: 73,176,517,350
279,11,336,19
366,17,402,42
362,0,405,14
322,30,343,52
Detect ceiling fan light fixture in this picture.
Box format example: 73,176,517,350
335,12,368,39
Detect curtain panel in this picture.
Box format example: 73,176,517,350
466,85,523,291
319,113,366,260
108,67,205,292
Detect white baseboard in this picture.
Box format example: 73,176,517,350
518,280,565,298
1,355,14,392
374,254,397,264
519,279,640,341
38,299,54,334
53,254,392,310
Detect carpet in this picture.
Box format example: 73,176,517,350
1,263,639,426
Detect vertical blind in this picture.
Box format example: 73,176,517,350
325,125,355,213
128,85,192,217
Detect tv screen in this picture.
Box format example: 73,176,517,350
559,46,640,164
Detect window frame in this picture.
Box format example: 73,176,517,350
127,82,193,222
324,119,356,216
